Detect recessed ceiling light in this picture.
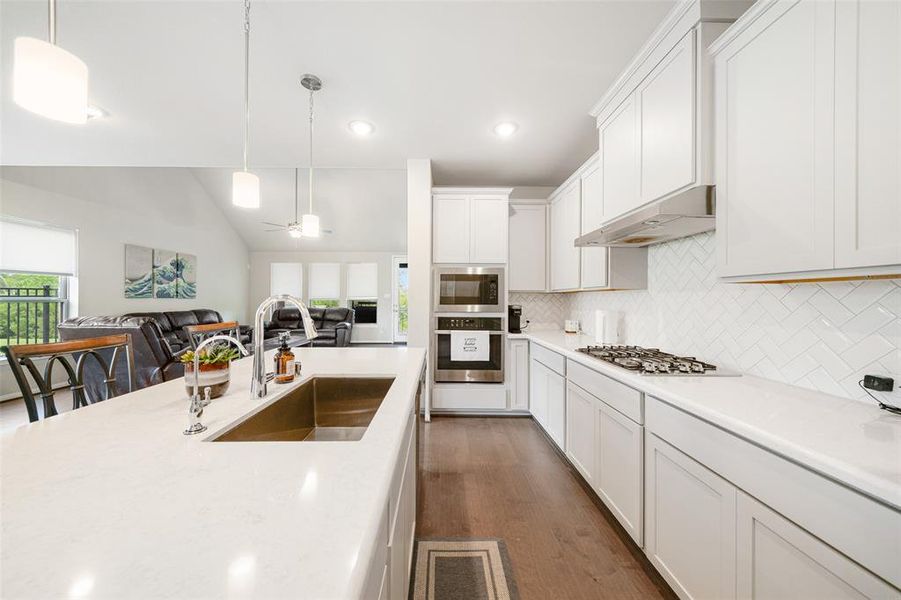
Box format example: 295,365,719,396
86,105,108,120
348,120,374,136
493,121,518,138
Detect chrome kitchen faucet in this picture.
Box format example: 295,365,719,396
251,295,318,398
184,334,249,435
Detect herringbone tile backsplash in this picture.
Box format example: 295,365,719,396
526,232,900,403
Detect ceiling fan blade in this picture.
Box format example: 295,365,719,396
261,222,286,228
263,229,285,233
322,229,334,234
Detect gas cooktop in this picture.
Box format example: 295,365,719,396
576,345,739,376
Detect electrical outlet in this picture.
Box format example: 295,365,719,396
863,375,895,393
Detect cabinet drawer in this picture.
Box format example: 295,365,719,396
531,342,566,376
646,396,901,589
567,359,642,424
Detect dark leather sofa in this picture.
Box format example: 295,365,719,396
123,309,251,354
265,307,354,347
58,309,252,395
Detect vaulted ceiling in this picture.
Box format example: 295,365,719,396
1,0,674,186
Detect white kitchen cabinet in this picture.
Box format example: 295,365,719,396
736,491,896,600
470,197,509,263
565,382,596,486
546,368,566,450
713,0,835,278
432,188,511,264
834,0,901,269
506,338,529,411
645,432,737,600
529,358,549,431
432,195,469,264
550,180,581,291
638,30,696,203
508,203,547,291
599,96,640,221
579,158,609,289
596,399,643,546
386,411,416,600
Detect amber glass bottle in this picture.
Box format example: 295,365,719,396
274,333,295,384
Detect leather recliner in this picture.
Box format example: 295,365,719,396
265,307,354,347
123,309,252,353
58,315,185,397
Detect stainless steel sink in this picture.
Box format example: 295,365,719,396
211,377,395,442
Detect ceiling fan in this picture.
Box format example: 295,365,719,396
262,74,333,239
262,167,333,238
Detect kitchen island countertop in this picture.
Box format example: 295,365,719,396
1,346,425,599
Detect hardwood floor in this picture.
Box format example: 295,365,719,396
416,416,675,600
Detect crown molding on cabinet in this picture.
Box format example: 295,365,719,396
431,187,513,196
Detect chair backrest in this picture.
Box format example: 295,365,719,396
2,334,136,423
184,321,240,350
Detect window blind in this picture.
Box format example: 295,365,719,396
308,263,340,299
270,262,303,298
0,219,77,276
346,263,378,299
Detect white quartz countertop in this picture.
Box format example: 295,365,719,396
511,330,901,510
1,347,425,599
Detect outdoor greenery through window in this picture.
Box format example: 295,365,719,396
0,272,68,346
310,299,340,308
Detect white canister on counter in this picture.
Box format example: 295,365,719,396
594,310,623,344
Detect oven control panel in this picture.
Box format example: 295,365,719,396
437,317,503,331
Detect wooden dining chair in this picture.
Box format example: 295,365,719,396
2,334,136,423
184,321,241,350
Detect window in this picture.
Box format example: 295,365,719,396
270,263,303,298
0,220,76,347
308,263,340,308
346,262,378,324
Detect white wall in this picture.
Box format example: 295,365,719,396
248,251,403,344
0,167,250,398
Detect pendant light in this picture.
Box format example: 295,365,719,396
300,74,322,238
13,0,88,124
288,169,303,238
232,0,260,208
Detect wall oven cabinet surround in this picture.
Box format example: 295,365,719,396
508,203,548,292
432,188,512,264
434,267,504,313
433,316,504,383
506,338,530,411
549,153,649,292
711,0,901,280
585,0,747,241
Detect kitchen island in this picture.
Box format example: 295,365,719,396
1,346,425,599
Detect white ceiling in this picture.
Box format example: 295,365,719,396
0,0,674,186
191,167,407,252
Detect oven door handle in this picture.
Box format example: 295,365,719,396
434,330,505,335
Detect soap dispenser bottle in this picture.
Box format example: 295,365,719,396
274,332,296,384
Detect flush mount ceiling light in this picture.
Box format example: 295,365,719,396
493,121,518,138
232,0,260,208
13,0,89,124
348,120,374,136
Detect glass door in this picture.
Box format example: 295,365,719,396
392,256,408,343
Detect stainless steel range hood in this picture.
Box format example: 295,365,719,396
575,185,716,248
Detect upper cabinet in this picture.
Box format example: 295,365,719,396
548,154,648,292
509,203,547,292
589,1,747,227
712,0,901,279
432,188,511,264
550,180,582,291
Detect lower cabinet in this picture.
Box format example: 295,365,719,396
565,382,596,486
595,399,643,545
645,432,737,600
736,491,896,600
529,358,549,430
386,412,417,600
506,339,530,411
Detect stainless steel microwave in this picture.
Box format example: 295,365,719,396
434,267,505,313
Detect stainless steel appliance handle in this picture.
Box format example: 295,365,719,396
434,330,505,335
